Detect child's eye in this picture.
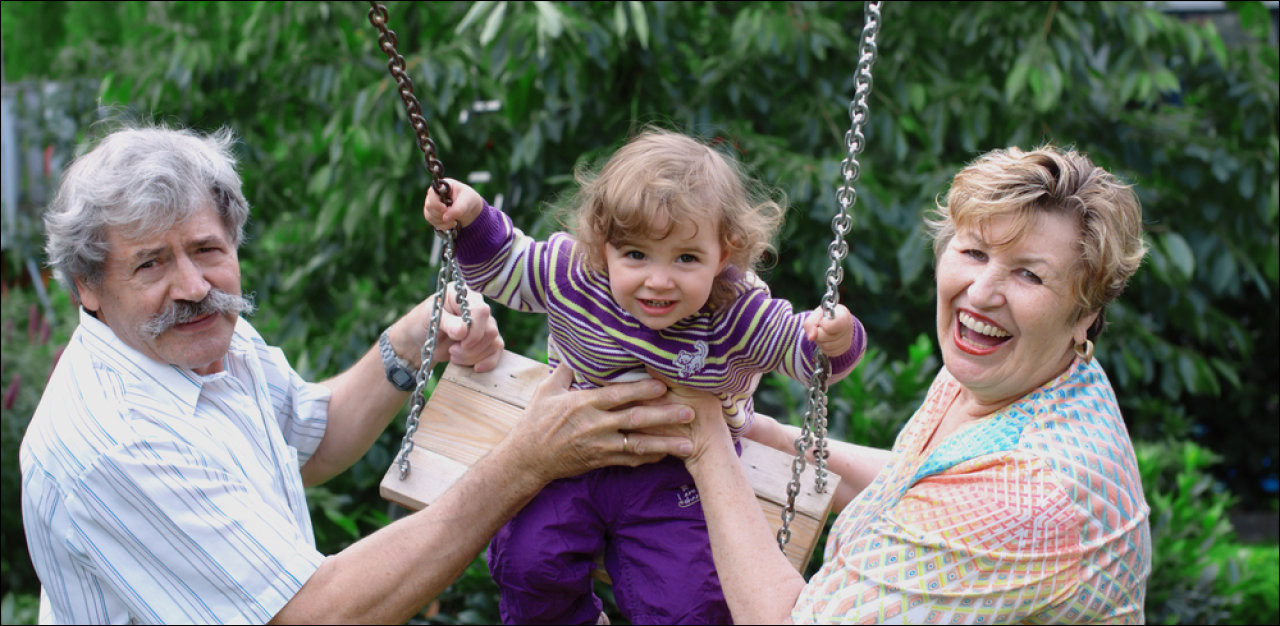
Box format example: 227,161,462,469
624,250,645,261
677,253,700,264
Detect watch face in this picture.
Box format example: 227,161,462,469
391,368,415,391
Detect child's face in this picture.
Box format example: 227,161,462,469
604,216,728,330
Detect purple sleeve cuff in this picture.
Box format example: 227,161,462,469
827,316,867,376
454,201,507,266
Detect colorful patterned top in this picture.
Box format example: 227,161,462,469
455,202,865,436
793,357,1151,624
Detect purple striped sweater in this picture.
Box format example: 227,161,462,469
455,202,866,435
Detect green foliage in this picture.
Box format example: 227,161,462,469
2,1,1277,622
0,591,39,626
0,284,77,600
1137,439,1279,625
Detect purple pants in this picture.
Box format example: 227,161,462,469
487,454,735,624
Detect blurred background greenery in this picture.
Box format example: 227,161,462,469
2,1,1276,623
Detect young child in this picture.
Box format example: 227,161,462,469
424,129,866,625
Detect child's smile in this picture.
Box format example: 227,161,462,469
605,217,728,330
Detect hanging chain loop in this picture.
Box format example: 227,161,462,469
778,0,882,552
368,1,473,478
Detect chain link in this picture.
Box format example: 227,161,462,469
778,0,882,552
368,1,473,478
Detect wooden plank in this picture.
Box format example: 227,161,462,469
381,350,837,574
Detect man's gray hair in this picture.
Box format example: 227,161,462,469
43,125,250,303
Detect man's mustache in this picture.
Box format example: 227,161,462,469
139,289,256,338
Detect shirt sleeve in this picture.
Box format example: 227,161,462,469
249,331,331,468
454,200,563,313
793,452,1085,624
64,435,324,624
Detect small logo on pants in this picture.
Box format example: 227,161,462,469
676,483,701,508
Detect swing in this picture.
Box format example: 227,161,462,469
365,1,883,576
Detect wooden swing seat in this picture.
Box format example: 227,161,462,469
379,349,839,575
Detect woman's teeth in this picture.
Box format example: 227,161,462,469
959,311,1009,338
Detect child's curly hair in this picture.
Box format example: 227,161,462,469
566,127,786,309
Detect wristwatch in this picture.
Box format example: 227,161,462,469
379,329,417,392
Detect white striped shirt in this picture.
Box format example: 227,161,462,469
21,308,331,624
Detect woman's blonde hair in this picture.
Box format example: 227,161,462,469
567,128,785,309
926,145,1147,338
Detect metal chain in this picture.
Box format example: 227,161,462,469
368,1,474,478
778,0,882,552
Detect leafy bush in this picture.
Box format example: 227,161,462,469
0,283,76,600
2,1,1276,622
1137,439,1279,624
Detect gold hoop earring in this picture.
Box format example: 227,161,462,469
1074,339,1094,363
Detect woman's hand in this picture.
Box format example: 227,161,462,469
423,178,485,230
644,370,805,624
640,369,736,471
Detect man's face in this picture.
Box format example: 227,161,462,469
77,204,242,375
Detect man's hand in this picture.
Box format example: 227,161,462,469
502,364,695,485
393,282,504,374
435,283,503,372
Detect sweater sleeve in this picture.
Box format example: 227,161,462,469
715,286,866,383
453,201,569,314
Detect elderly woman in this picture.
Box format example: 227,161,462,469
676,145,1152,623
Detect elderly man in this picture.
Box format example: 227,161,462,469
20,125,693,624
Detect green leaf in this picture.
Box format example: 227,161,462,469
533,1,563,39
612,2,626,39
1209,252,1238,296
628,1,649,50
1177,353,1200,395
480,1,507,46
1004,54,1032,103
307,164,333,197
1034,62,1063,112
1231,0,1271,41
896,227,929,286
908,83,926,112
1162,232,1195,280
456,2,492,35
1204,21,1228,66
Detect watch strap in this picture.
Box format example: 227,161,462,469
378,329,417,391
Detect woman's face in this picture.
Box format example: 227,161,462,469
935,211,1096,409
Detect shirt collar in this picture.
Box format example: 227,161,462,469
76,307,247,417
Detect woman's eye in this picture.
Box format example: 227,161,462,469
1020,269,1043,284
963,249,987,262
